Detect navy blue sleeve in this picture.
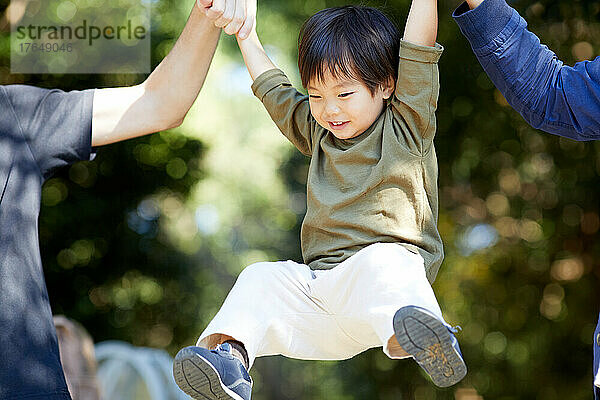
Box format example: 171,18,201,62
3,85,94,179
595,314,600,396
453,0,600,141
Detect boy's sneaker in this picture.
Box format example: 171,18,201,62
393,306,467,387
173,343,252,400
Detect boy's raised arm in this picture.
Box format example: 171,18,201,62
465,0,484,9
391,0,443,149
236,29,277,81
201,3,314,155
403,0,438,47
235,27,314,155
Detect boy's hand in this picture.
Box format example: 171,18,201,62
197,0,256,39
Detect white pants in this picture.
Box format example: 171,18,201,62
197,243,447,369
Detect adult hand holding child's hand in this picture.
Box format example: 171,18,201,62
197,0,256,39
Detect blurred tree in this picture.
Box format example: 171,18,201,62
1,0,599,399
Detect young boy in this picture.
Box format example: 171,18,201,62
174,2,466,399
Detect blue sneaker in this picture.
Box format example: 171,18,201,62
393,306,467,387
173,343,252,400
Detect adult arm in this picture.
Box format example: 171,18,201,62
91,4,222,147
454,0,600,141
595,315,600,390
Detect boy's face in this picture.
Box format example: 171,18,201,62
307,70,394,140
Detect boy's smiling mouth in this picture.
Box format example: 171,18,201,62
328,121,350,130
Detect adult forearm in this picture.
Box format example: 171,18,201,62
482,38,600,140
142,6,221,128
92,6,220,147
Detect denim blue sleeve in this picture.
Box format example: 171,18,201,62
453,0,600,141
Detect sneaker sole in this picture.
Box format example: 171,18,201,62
393,307,467,387
173,347,244,400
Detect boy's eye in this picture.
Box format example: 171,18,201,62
309,94,322,99
338,92,355,98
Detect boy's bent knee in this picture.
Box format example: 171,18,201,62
236,261,295,288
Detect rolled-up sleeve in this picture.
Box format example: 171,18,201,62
391,40,443,153
252,69,315,156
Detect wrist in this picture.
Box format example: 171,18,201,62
466,0,484,9
453,0,515,50
191,4,220,32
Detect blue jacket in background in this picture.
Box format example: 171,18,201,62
453,0,600,141
453,0,600,397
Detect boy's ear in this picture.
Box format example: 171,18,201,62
381,78,395,99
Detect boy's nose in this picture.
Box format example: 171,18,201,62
324,102,340,117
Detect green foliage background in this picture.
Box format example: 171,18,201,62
1,0,599,398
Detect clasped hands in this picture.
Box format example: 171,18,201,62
197,0,257,39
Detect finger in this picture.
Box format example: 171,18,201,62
237,0,256,39
205,0,225,20
223,0,246,35
213,0,235,29
237,15,254,39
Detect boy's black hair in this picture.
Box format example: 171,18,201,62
298,6,400,95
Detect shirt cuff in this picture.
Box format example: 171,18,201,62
251,69,291,102
453,0,515,50
82,89,95,161
399,41,443,64
595,368,600,388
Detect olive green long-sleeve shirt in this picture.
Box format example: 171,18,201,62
252,40,444,283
